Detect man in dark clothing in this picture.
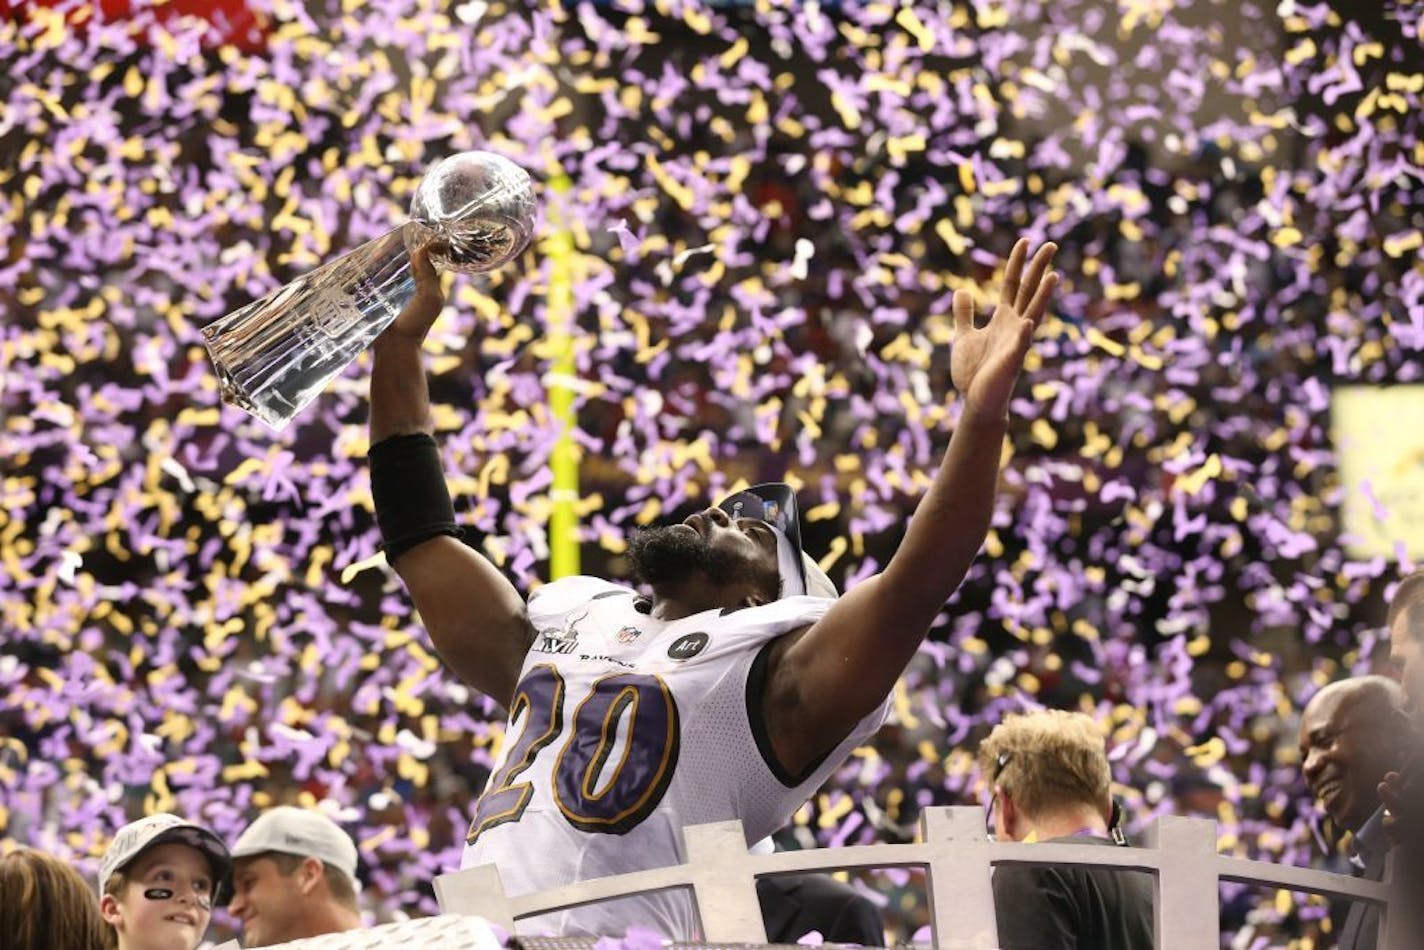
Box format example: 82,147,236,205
1388,571,1424,708
978,710,1153,950
1298,676,1412,950
1379,572,1424,942
757,873,883,946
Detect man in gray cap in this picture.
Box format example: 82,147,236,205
226,806,362,947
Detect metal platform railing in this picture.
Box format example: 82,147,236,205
435,806,1404,949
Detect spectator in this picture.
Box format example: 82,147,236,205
978,710,1153,950
750,838,883,945
757,873,884,946
1381,573,1424,938
1298,676,1412,948
1387,571,1424,707
98,814,231,950
0,848,110,950
227,806,362,947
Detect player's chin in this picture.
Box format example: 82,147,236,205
628,524,707,580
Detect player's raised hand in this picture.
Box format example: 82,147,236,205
382,240,447,346
950,238,1059,419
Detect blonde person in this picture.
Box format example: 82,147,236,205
0,848,110,950
979,710,1152,950
98,813,232,950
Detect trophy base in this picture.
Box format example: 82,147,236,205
205,350,301,431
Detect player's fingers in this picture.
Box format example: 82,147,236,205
1013,316,1034,361
999,238,1028,308
952,288,975,335
1023,271,1059,326
410,244,441,297
1016,242,1058,312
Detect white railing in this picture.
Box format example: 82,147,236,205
434,807,1404,949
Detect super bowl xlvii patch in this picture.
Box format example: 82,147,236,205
536,609,587,654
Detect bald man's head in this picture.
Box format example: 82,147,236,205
1299,676,1411,832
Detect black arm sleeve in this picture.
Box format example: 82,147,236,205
369,432,462,562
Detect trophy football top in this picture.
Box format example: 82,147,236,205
408,151,537,275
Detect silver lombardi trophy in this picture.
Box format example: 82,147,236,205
201,151,537,430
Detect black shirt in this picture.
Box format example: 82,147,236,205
758,873,884,946
1339,806,1388,950
991,836,1154,950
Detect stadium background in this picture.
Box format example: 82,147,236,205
2,0,1423,943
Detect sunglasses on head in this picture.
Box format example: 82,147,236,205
992,752,1013,784
985,753,1013,835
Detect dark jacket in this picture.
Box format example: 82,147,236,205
991,836,1154,950
1339,806,1388,950
757,873,884,946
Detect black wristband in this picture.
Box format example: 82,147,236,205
369,432,461,564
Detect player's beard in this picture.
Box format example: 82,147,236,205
627,525,774,594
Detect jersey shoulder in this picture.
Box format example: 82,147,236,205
645,595,831,669
703,594,832,641
528,575,634,623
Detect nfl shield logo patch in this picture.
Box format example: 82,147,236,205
615,625,642,644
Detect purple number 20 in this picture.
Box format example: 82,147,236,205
465,665,566,843
467,667,680,844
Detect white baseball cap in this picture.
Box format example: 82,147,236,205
230,807,359,882
99,813,232,897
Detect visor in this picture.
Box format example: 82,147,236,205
718,483,837,600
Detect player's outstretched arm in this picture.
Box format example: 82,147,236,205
763,238,1060,776
368,244,533,710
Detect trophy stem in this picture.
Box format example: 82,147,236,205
202,223,429,430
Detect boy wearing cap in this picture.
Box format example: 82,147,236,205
367,239,1060,936
98,813,231,950
227,806,361,947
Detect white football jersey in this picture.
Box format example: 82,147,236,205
460,575,891,939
